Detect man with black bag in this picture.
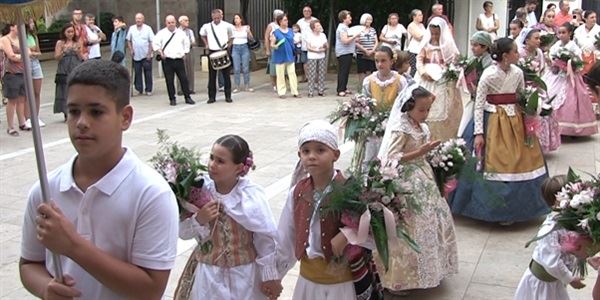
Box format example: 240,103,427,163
200,9,233,103
153,15,195,106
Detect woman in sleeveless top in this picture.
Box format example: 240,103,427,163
1,24,28,136
54,24,84,120
476,1,500,40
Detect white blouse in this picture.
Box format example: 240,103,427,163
179,176,279,281
573,24,600,53
474,64,525,134
381,24,407,51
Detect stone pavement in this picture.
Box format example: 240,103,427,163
0,58,599,300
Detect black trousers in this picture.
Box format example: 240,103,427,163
208,50,231,100
337,53,353,93
162,58,190,101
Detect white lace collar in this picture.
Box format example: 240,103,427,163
398,113,430,141
371,71,400,88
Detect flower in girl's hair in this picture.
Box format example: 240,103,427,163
150,129,209,220
239,153,256,177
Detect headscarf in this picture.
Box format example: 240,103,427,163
291,120,339,187
297,120,339,150
377,83,421,159
516,27,533,50
419,17,459,63
471,31,493,49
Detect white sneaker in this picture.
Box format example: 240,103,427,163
272,86,277,92
246,87,254,92
38,119,46,127
233,88,239,94
25,119,32,128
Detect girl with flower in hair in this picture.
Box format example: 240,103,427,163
376,84,458,294
416,16,463,141
514,175,586,300
543,22,598,137
175,135,281,300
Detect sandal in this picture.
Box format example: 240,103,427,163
345,90,353,95
19,124,31,131
293,94,302,98
6,128,19,136
337,91,346,97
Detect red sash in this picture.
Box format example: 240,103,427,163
487,93,517,105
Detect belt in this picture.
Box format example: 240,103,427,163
164,57,183,60
487,93,517,105
529,259,558,282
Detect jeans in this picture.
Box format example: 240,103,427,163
161,58,190,101
231,44,250,86
133,58,153,93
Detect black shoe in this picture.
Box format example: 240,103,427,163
225,98,233,103
169,100,176,106
185,98,196,105
207,99,216,104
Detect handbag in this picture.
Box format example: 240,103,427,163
247,36,260,50
156,32,176,61
111,29,125,63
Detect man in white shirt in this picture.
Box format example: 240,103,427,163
526,0,539,27
177,15,196,96
200,9,233,103
153,15,195,106
296,5,316,83
84,14,105,60
127,13,155,96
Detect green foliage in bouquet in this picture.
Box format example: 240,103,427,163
149,129,208,216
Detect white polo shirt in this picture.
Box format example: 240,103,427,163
21,148,178,300
153,27,190,59
85,25,103,59
200,20,233,51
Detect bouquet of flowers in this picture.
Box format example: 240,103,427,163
539,31,557,51
330,94,376,142
442,62,462,83
150,129,210,220
456,55,484,96
325,158,420,271
330,94,389,174
427,138,470,198
517,57,547,90
518,86,543,147
552,48,585,74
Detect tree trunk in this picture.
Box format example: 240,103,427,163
326,0,335,68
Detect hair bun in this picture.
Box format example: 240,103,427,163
491,53,498,59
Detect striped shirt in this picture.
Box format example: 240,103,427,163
356,27,377,55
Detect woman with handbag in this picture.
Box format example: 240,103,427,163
54,24,84,121
231,14,255,93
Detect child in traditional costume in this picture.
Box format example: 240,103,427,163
450,38,550,225
514,175,585,300
543,22,598,137
360,45,408,169
376,84,458,294
458,31,494,138
277,120,382,300
416,17,463,141
176,135,281,300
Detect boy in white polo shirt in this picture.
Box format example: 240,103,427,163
19,60,179,299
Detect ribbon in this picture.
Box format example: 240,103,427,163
339,203,398,249
567,59,575,87
443,177,458,199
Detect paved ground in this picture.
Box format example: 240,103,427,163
0,57,599,300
